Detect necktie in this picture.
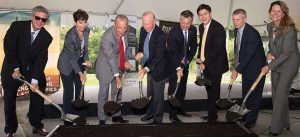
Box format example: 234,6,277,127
234,29,241,68
31,32,35,45
200,27,208,61
119,37,125,71
183,31,188,66
143,33,150,65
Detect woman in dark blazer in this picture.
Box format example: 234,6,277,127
57,9,92,125
262,1,300,136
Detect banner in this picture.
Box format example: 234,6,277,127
0,11,61,98
159,20,179,39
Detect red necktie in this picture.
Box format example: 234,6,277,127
119,37,125,71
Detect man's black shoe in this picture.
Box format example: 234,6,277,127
112,116,129,123
99,120,106,125
169,115,181,123
177,110,191,117
141,114,153,121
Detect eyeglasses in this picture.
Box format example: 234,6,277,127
34,16,47,22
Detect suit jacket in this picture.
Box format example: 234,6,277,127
235,23,266,80
95,26,129,84
197,19,229,75
58,26,90,76
167,25,197,73
138,25,169,81
267,23,300,73
1,20,53,85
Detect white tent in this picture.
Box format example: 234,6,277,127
1,0,300,32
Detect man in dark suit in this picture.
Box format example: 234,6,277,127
231,9,266,128
135,11,168,124
166,10,197,122
196,4,229,123
1,6,53,136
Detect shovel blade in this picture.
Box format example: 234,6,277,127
131,97,150,109
71,99,89,108
104,101,121,116
216,99,235,109
168,97,181,108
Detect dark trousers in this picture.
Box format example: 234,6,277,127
242,75,265,124
3,76,45,134
61,70,86,125
204,70,222,121
167,68,189,116
146,74,166,123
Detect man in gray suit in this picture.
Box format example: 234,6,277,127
96,15,131,125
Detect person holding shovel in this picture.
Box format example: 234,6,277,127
196,4,229,123
58,9,92,126
135,11,169,124
166,10,197,122
261,1,300,136
95,15,132,125
230,9,266,129
1,6,52,136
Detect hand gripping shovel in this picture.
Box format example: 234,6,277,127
216,78,236,109
225,72,265,121
71,71,89,108
167,74,182,108
103,74,125,116
194,64,211,86
16,76,85,125
131,64,151,109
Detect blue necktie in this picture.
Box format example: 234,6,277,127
31,32,35,45
143,33,150,65
183,31,188,66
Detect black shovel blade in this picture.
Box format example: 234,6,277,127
194,76,211,86
216,99,235,109
104,101,121,116
71,99,89,108
168,97,181,108
131,97,150,109
225,111,242,122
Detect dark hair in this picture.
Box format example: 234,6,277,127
197,4,211,15
181,10,194,18
232,9,247,18
73,9,89,22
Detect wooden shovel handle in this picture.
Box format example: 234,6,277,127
250,71,265,91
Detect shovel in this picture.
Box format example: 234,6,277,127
167,73,182,108
225,72,265,121
194,64,211,86
103,73,126,116
16,76,85,125
131,64,151,109
71,71,89,108
216,78,236,109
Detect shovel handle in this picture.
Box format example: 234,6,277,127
17,77,53,103
241,71,265,108
138,64,143,81
250,71,265,91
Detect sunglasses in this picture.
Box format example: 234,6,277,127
34,16,47,22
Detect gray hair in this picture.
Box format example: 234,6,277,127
115,14,128,23
232,8,247,18
143,11,156,20
32,6,50,19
